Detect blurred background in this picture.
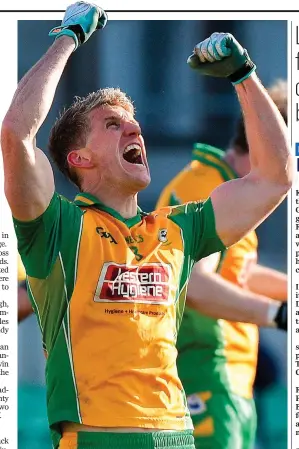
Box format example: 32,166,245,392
17,19,288,449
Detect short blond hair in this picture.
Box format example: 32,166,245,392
48,88,135,187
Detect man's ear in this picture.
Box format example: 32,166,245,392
67,148,93,169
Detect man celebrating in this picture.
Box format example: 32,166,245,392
1,4,292,449
156,79,288,449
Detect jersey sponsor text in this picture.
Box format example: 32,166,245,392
95,263,171,304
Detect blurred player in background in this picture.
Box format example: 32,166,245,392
156,79,288,449
1,2,292,449
18,255,32,322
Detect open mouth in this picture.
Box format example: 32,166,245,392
123,144,144,165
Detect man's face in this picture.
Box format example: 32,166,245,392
85,105,150,192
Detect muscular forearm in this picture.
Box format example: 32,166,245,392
235,73,292,187
187,266,280,327
4,36,75,141
247,264,287,301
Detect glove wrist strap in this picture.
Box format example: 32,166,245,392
229,59,256,85
66,25,85,46
49,25,85,51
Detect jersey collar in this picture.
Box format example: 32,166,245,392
74,192,143,227
192,143,239,180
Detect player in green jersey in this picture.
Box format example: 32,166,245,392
1,4,292,449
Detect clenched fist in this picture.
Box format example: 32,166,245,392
187,32,256,84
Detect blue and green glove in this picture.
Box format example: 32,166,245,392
187,32,256,85
49,1,107,51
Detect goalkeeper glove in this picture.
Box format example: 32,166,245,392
187,32,256,85
49,1,107,51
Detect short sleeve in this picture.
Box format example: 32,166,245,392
13,192,83,279
168,197,226,263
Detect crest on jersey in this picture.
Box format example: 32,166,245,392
158,228,168,243
187,394,206,416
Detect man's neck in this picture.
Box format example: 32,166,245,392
81,183,139,219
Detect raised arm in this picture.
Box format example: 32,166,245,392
188,33,292,247
1,2,107,221
211,74,291,245
1,37,75,221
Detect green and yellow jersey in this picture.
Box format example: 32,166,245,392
156,143,258,401
14,190,225,449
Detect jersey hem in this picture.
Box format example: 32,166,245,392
49,414,194,430
183,383,254,400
